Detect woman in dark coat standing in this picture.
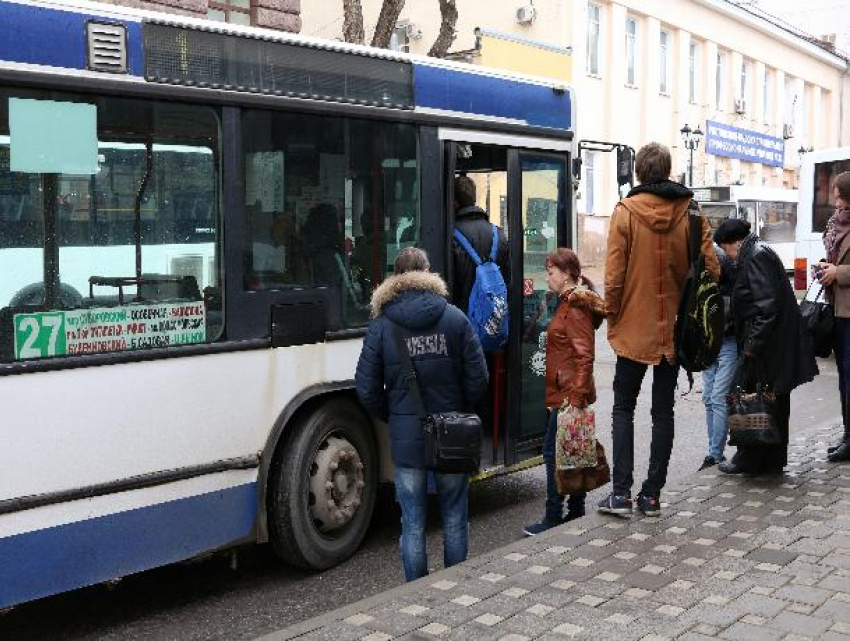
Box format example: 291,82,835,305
815,171,850,461
715,219,818,474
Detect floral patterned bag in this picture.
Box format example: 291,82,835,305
555,405,610,495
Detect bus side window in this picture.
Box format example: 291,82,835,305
0,89,223,363
241,110,419,328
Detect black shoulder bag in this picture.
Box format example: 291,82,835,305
799,280,834,358
391,325,483,474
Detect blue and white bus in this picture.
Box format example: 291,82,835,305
0,0,576,608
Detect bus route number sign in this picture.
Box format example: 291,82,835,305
14,312,67,360
13,303,207,360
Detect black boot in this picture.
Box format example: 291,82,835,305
829,394,850,461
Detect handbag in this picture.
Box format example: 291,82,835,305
392,325,482,474
726,357,782,446
554,404,611,495
799,281,834,358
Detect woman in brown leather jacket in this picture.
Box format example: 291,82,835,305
523,248,606,536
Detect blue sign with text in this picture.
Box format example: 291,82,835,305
705,120,785,167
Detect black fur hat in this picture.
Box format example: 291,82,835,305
713,218,752,244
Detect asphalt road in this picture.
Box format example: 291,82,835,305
1,337,841,641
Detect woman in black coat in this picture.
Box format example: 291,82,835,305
714,219,818,474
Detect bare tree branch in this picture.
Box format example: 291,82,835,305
371,0,406,49
342,0,365,45
428,0,458,58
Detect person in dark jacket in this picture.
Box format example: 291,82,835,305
355,247,488,581
699,242,739,470
451,176,510,313
714,219,818,475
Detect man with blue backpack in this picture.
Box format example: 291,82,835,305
451,176,511,350
451,175,511,452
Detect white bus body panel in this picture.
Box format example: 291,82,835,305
796,148,850,289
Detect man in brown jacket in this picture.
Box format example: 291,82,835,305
598,143,718,518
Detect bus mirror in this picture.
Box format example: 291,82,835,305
616,147,634,187
571,157,582,181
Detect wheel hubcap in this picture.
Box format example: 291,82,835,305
309,435,365,533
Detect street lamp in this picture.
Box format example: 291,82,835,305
680,124,704,187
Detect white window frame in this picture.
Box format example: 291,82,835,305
587,4,601,76
584,151,596,214
740,60,749,103
625,17,637,86
689,42,699,104
763,68,770,123
659,30,670,95
716,51,726,111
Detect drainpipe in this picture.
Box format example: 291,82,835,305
841,59,850,145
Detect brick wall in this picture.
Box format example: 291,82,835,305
98,0,301,32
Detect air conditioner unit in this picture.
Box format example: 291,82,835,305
783,123,794,139
734,98,747,114
516,5,537,25
404,22,423,40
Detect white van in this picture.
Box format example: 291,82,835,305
794,147,850,291
694,185,797,273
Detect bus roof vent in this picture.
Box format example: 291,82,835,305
87,21,128,74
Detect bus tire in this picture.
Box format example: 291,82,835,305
268,398,377,571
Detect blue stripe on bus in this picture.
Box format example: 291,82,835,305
0,482,256,608
0,1,143,76
413,64,572,131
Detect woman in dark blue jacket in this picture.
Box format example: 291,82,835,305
356,248,488,581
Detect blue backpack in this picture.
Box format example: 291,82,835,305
453,225,509,352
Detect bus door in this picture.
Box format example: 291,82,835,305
443,136,570,469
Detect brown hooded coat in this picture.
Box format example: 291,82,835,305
605,190,719,366
545,286,607,408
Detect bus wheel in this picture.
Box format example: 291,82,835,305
268,398,377,570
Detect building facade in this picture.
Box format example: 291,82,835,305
97,0,301,32
301,0,850,229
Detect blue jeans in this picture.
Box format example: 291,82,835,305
394,467,468,582
543,408,586,522
701,336,738,462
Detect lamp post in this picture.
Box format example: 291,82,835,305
680,124,704,187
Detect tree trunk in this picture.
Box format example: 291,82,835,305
342,0,365,45
371,0,405,49
428,0,458,58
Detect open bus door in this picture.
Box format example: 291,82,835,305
442,135,571,470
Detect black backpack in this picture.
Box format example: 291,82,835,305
675,205,724,389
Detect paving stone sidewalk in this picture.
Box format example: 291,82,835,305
260,423,850,641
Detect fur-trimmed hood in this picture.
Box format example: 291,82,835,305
370,271,449,328
565,286,606,329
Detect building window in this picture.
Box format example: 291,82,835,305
763,69,770,123
208,0,251,25
625,17,637,86
740,61,749,103
389,24,410,52
785,76,796,134
584,152,596,214
716,51,726,111
587,4,601,76
689,42,699,104
800,83,808,136
659,30,670,94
